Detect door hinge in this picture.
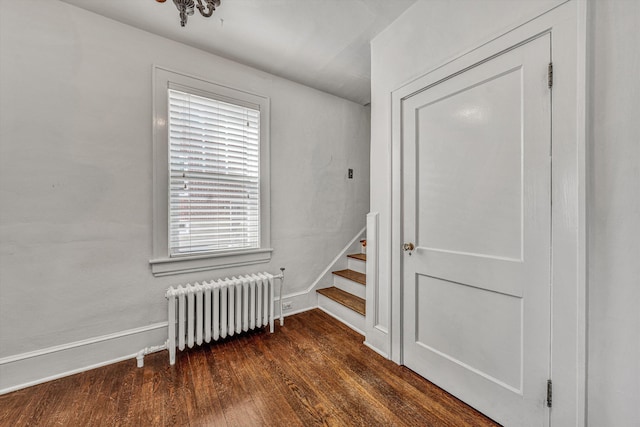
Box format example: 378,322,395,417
546,379,553,408
548,62,553,89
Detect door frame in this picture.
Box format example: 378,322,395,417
389,1,587,426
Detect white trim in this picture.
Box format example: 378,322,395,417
374,325,388,334
153,65,270,101
280,305,316,318
273,227,365,321
389,2,586,426
333,275,366,299
316,306,365,336
300,226,366,296
364,212,389,354
0,323,168,395
150,249,273,276
0,322,167,366
151,65,272,276
277,288,311,301
0,353,137,395
150,248,274,265
575,1,588,424
387,2,569,97
363,340,389,359
279,226,366,334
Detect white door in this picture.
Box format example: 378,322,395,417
402,34,551,426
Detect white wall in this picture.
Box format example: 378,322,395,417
587,0,640,425
368,0,564,357
0,0,370,391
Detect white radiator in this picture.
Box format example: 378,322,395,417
164,272,280,365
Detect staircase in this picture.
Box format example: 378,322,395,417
317,252,366,334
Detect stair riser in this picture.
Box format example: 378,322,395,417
333,275,366,299
347,258,366,274
317,294,366,334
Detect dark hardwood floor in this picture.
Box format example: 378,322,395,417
0,309,499,426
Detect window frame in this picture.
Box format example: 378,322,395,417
150,66,271,276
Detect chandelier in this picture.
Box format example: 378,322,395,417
156,0,222,27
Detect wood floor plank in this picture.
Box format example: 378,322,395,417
49,367,95,426
289,316,414,425
184,346,227,426
288,315,436,425
137,355,164,426
207,334,264,426
282,320,408,426
258,325,369,426
227,334,313,426
290,313,427,424
306,309,491,425
300,310,497,426
161,350,192,426
0,309,499,427
1,381,52,426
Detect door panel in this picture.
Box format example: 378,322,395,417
402,34,551,426
415,275,522,390
417,66,523,261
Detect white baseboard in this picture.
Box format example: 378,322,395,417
0,323,167,395
363,340,390,359
317,300,365,336
280,305,317,319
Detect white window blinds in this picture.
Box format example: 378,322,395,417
168,88,260,256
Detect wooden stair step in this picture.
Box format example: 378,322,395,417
317,287,366,316
332,269,366,285
347,253,366,262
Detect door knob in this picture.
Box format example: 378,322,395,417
403,242,415,252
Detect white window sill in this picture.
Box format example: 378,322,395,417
149,248,273,277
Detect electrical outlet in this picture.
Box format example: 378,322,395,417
348,168,354,179
282,301,293,311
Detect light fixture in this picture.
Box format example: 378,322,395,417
156,0,221,27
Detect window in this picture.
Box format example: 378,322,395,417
168,89,260,256
151,67,271,276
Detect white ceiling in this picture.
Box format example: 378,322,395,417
60,0,417,105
